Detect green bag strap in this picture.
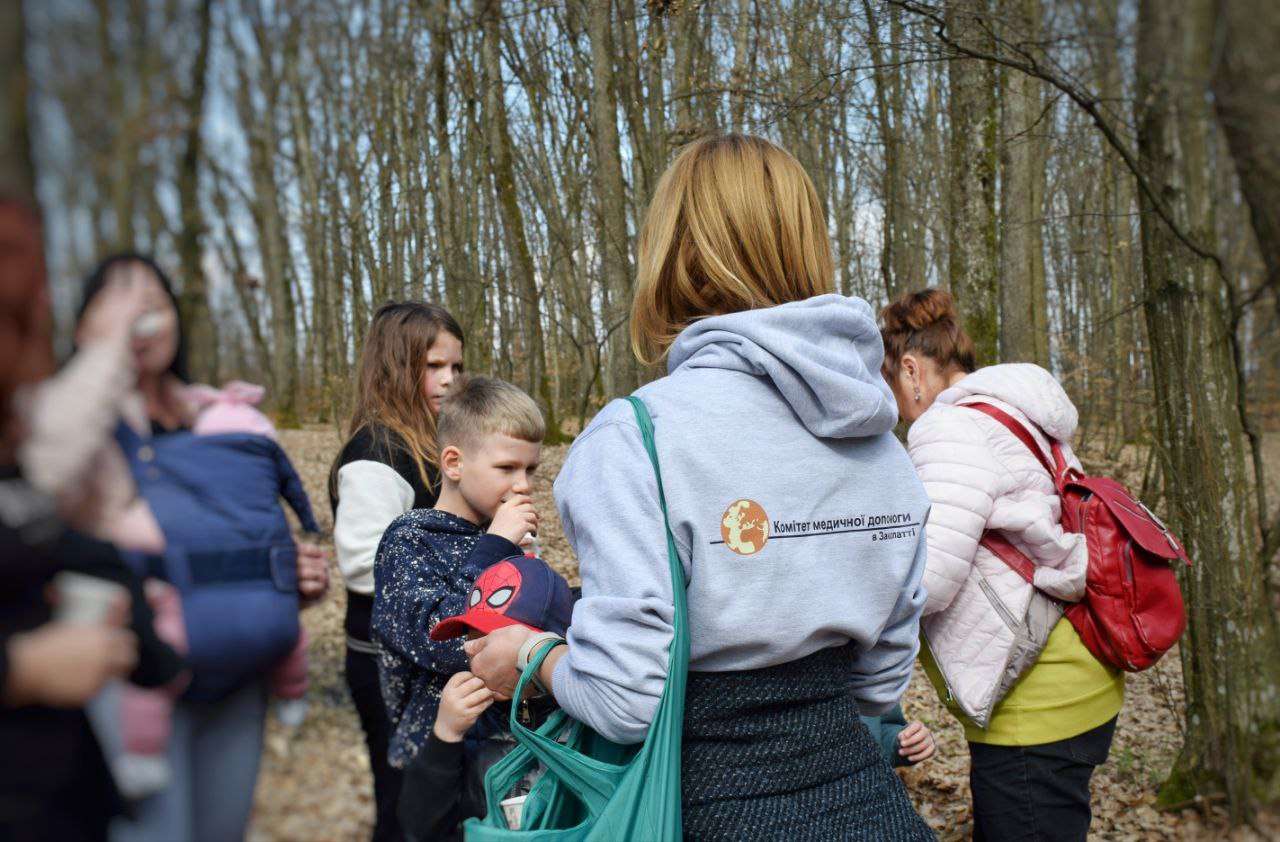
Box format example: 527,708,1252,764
483,395,690,826
623,396,688,603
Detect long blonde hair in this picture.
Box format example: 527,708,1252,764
329,302,464,503
630,134,834,364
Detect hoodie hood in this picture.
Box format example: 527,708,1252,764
666,294,898,439
936,363,1078,442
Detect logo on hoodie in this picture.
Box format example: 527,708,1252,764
720,499,769,555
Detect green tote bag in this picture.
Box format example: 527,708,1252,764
464,396,689,841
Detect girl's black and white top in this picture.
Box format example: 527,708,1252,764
331,425,438,653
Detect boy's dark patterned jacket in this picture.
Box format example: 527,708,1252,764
372,508,522,768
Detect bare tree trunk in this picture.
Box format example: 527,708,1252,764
176,0,216,384
0,1,34,207
585,0,636,394
945,0,999,364
1211,0,1280,304
1136,0,1280,819
479,0,560,438
996,0,1046,365
865,0,914,298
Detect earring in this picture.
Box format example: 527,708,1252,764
914,390,921,402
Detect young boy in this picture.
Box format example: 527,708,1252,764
372,376,545,771
398,555,576,841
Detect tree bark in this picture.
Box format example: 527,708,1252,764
1211,0,1280,300
0,0,34,207
1136,0,1280,819
584,0,637,393
865,0,915,298
996,0,1047,365
479,0,560,438
945,0,999,364
176,0,216,384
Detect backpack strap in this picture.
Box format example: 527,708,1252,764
962,402,1058,592
962,402,1063,486
979,531,1037,586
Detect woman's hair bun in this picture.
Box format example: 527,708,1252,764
879,287,977,376
880,288,959,333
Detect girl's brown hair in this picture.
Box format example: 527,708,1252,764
879,288,977,378
629,134,834,364
329,301,464,502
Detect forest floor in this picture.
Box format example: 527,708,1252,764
247,426,1280,842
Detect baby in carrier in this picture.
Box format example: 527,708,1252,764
114,382,315,796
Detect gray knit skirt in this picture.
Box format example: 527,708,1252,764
681,643,936,841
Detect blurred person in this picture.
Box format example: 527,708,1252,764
112,380,315,798
328,301,464,842
0,200,180,842
73,254,325,842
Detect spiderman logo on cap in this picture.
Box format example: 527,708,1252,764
468,560,523,617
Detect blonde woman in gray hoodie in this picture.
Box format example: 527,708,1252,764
468,135,935,841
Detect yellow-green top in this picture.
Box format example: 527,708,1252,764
922,617,1124,746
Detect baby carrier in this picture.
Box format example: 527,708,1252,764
117,423,319,701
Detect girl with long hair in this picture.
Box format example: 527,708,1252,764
329,301,464,842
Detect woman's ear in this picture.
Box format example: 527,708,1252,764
900,354,920,392
440,444,463,482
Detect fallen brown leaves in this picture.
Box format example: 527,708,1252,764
248,427,1279,841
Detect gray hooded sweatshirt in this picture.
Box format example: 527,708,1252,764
550,294,931,743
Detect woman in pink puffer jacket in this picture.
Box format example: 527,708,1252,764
880,289,1124,842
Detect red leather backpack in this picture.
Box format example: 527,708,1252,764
964,402,1190,672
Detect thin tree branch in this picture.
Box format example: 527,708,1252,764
889,0,1274,565
887,0,1229,279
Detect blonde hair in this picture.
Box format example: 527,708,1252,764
437,376,545,451
630,134,835,364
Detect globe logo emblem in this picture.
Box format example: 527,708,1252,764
720,499,769,555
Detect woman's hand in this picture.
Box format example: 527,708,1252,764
75,262,151,348
432,671,495,742
897,721,936,764
295,539,330,604
463,624,535,701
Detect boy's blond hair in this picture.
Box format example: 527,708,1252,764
629,134,835,365
437,375,545,450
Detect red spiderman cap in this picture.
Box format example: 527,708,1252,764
430,555,575,640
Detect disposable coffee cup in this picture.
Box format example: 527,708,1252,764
52,572,127,626
500,795,527,830
131,311,167,340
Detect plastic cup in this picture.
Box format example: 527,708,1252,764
53,572,127,626
500,794,527,830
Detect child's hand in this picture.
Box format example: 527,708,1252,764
488,494,538,546
897,721,936,764
432,671,495,743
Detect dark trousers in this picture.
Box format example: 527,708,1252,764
347,645,404,842
969,716,1117,842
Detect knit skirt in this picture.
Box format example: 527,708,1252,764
681,643,936,841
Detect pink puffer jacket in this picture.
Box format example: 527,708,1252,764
907,364,1088,726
